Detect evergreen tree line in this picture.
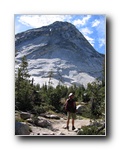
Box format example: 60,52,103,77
15,56,105,119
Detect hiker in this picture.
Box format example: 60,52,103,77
65,93,76,130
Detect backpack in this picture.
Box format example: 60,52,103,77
65,98,76,113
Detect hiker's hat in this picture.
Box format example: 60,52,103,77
69,93,73,97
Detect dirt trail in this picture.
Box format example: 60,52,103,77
30,117,90,136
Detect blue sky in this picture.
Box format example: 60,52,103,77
15,14,106,54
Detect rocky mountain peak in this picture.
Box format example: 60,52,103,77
15,21,80,46
15,21,104,87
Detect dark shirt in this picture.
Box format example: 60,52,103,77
66,98,76,113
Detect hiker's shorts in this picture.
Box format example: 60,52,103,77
67,112,76,119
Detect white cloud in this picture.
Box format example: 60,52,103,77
15,24,21,34
92,19,100,27
84,35,95,47
18,15,72,28
80,27,93,35
98,38,105,48
80,27,94,47
73,15,91,26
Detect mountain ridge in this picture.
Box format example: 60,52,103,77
15,21,104,87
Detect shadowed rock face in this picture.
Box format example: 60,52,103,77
15,21,104,87
15,121,30,135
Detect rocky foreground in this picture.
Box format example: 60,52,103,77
15,111,91,136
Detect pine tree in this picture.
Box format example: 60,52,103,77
15,56,33,111
19,56,30,80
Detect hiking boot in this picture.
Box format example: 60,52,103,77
64,126,69,130
67,126,69,130
72,126,75,130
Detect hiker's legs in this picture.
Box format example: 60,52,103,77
66,112,76,130
66,112,71,129
67,118,70,127
72,119,74,127
71,113,76,130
